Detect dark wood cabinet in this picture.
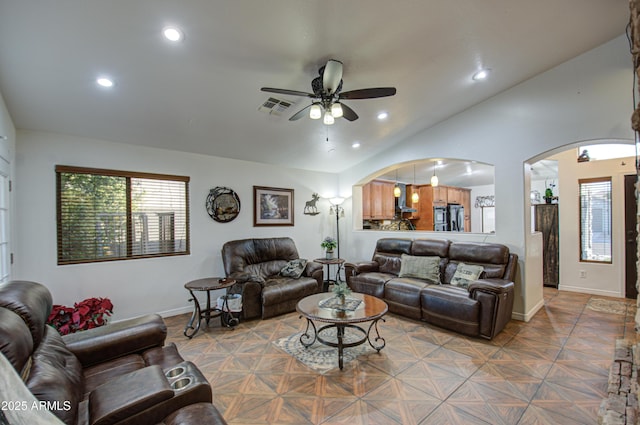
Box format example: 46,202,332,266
535,204,559,287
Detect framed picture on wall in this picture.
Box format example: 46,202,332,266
253,186,294,226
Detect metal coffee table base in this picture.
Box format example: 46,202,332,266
299,318,386,370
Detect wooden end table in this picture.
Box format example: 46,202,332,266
313,257,346,292
183,277,238,338
296,292,387,370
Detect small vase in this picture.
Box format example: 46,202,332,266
326,250,334,259
338,294,345,304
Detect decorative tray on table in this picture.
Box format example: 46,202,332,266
319,297,362,312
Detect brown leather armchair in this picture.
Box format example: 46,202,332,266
0,280,227,425
222,237,323,319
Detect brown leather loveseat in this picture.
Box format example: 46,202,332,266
222,237,323,319
0,280,227,425
345,238,517,339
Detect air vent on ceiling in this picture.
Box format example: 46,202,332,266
258,97,294,116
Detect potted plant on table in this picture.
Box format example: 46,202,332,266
321,236,337,259
332,281,352,305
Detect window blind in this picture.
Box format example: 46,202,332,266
579,177,612,263
56,166,189,265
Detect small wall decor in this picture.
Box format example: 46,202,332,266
303,193,320,215
474,195,495,208
253,186,294,226
206,186,241,223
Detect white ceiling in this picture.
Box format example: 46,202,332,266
0,1,629,173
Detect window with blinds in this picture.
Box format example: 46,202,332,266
56,166,189,265
579,177,612,263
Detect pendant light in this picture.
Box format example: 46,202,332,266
393,169,401,198
411,165,419,203
431,162,439,187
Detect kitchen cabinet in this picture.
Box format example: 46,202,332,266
362,180,395,220
433,186,448,205
447,187,462,205
461,189,471,232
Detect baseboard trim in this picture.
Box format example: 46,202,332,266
157,306,193,318
559,284,623,299
512,297,545,322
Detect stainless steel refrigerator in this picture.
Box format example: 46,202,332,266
448,203,464,232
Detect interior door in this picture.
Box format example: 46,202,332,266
625,174,638,299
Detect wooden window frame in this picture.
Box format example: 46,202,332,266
579,176,612,264
56,165,190,265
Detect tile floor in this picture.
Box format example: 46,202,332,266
164,288,637,424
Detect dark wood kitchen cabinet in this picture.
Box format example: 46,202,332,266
535,203,559,287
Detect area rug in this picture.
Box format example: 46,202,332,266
586,298,628,315
273,328,376,373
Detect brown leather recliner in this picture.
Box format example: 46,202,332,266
222,237,323,319
0,280,227,425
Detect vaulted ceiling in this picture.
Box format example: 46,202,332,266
0,1,629,173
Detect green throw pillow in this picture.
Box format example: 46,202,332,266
450,262,484,289
280,259,307,278
398,254,440,283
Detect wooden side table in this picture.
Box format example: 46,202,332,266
313,258,345,292
183,277,238,338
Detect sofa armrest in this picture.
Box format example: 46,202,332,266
89,365,173,425
344,261,379,275
63,314,167,368
227,271,264,284
468,278,514,296
304,260,323,277
468,279,514,339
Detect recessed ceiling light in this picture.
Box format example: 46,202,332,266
163,26,183,42
377,112,388,120
472,69,490,81
96,77,114,88
352,142,361,148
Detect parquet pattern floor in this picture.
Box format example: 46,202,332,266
164,288,637,424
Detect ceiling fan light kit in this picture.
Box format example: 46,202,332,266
261,59,396,125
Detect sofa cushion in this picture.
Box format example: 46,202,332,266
261,277,318,307
280,259,308,278
450,263,484,289
448,242,509,279
398,254,440,283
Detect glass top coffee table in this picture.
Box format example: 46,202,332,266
296,292,388,370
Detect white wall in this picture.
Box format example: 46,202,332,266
14,130,339,320
552,150,636,297
339,35,634,320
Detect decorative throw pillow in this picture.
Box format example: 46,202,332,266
280,259,307,278
450,263,484,289
398,254,440,283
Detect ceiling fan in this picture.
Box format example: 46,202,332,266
261,59,396,124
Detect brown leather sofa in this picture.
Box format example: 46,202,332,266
222,237,323,319
345,238,517,339
0,280,227,425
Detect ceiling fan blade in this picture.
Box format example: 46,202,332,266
340,103,359,121
289,104,313,121
261,87,315,98
339,87,397,100
322,60,343,95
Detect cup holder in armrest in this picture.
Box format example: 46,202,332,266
171,377,193,391
165,366,185,378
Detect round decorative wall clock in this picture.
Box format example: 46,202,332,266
206,187,240,223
